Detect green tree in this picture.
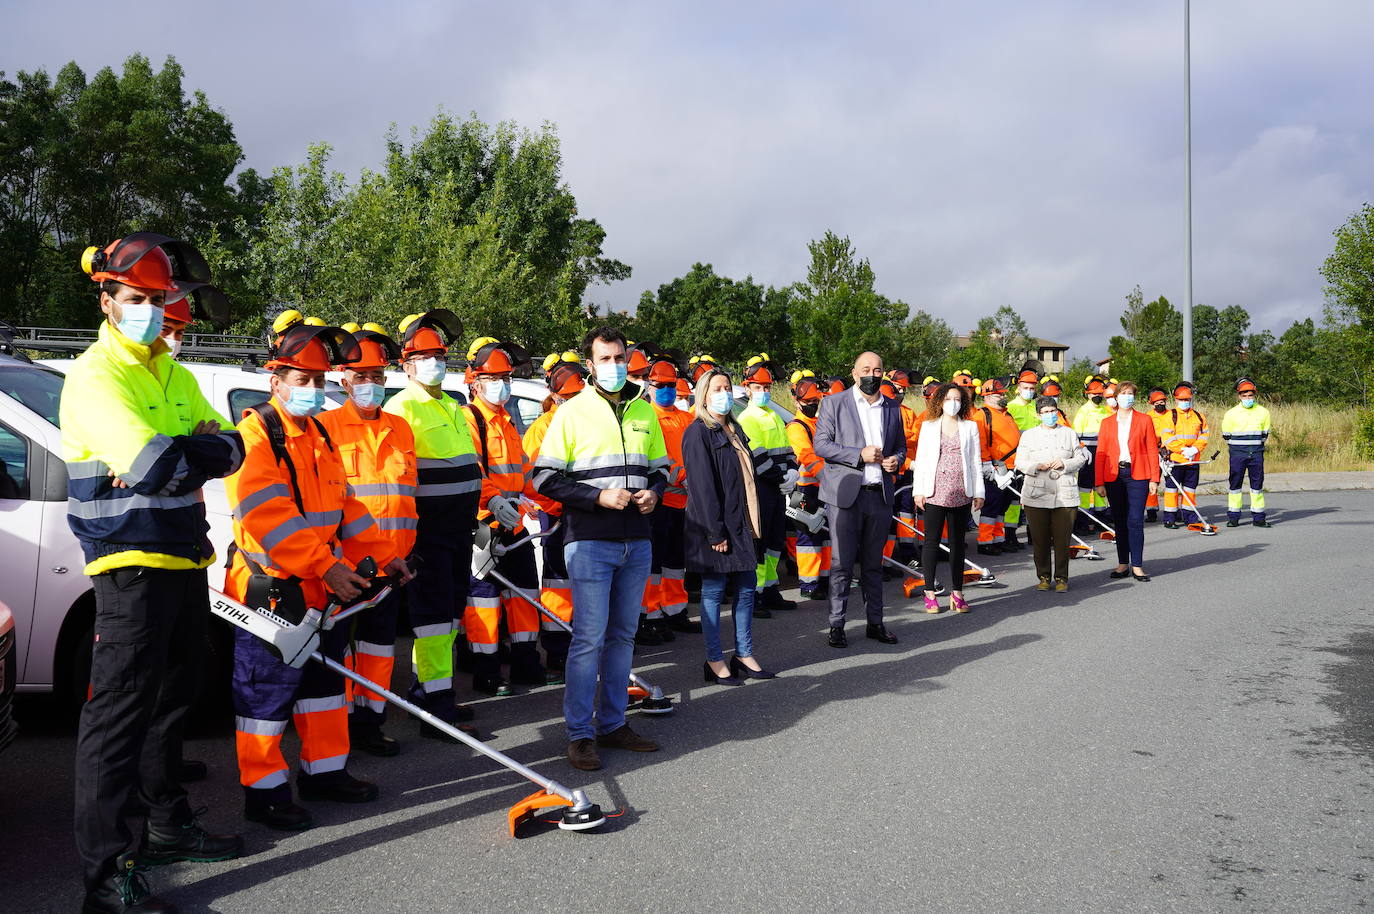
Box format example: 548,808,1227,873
1319,203,1374,406
221,113,629,351
634,263,793,368
0,55,259,326
790,231,951,376
1106,337,1176,394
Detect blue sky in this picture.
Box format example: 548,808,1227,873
5,0,1372,361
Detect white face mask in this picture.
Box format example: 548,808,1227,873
942,399,961,417
675,398,691,412
1105,397,1117,409
350,382,385,410
413,357,445,386
1019,388,1035,401
482,379,511,405
167,337,183,359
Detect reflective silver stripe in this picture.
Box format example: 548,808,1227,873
417,454,479,470
260,515,312,551
126,433,176,485
235,716,288,737
579,475,650,491
354,640,394,658
488,462,525,475
294,695,347,715
304,509,343,528
470,641,499,654
533,454,569,472
66,490,202,519
66,459,110,480
666,485,687,496
413,622,454,640
376,516,418,531
234,484,292,520
542,577,570,589
218,431,245,474
565,453,650,473
509,631,538,643
355,696,386,713
415,676,453,693
351,483,418,497
338,514,375,540
248,769,288,789
299,753,347,775
467,596,501,609
416,479,482,497
237,547,273,568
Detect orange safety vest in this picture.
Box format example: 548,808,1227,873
899,403,920,471
786,413,824,486
652,402,693,509
463,396,535,526
1160,407,1209,463
226,399,395,609
317,399,419,561
522,406,562,518
974,404,1021,470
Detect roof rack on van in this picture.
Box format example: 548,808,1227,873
9,326,268,364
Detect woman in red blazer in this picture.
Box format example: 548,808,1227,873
1093,382,1160,581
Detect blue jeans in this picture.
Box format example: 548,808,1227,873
699,570,756,662
563,538,652,741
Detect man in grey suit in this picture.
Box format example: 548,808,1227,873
814,351,906,648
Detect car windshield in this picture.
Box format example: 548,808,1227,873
0,365,65,427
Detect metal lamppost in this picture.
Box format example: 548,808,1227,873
1183,0,1194,382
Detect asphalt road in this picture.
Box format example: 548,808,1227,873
3,489,1372,913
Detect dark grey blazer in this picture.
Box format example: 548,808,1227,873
814,389,906,508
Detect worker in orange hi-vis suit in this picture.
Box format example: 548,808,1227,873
459,336,545,697
786,372,832,601
638,355,699,643
1143,387,1171,522
523,354,586,683
318,324,417,759
972,377,1022,555
228,322,406,833
1159,380,1210,528
884,369,922,569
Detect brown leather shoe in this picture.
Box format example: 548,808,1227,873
567,738,602,771
595,724,660,752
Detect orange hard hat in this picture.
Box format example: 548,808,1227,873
826,376,848,396
743,354,775,385
690,355,719,383
84,237,175,291
467,337,515,375
886,369,911,389
1040,377,1063,397
793,377,823,403
980,376,1009,396
346,330,401,370
1016,369,1040,385
647,358,678,385
1173,381,1196,399
162,292,193,325
547,363,586,397
1084,376,1107,395
399,309,462,358
267,324,360,372
1236,377,1257,395
675,378,692,399
1148,387,1168,404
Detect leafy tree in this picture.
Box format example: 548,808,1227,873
1191,304,1252,397
1319,203,1374,406
220,113,629,351
1106,337,1176,394
634,263,792,369
0,55,258,327
789,231,951,377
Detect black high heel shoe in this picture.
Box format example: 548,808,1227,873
729,655,776,680
702,661,743,686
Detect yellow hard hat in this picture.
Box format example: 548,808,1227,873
340,321,361,334
467,335,500,362
789,369,815,385
303,316,325,327
272,309,305,334
398,313,421,336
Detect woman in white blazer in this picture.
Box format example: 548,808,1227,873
912,382,985,612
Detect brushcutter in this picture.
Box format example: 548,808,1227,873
890,485,998,588
1159,450,1221,535
472,523,674,715
991,472,1105,560
208,558,610,835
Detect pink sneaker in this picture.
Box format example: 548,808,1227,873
923,594,942,613
950,593,971,613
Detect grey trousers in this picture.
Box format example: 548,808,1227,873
826,488,890,627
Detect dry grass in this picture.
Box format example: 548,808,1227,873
770,384,1373,473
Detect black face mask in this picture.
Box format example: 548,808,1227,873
1091,395,1103,404
799,402,819,417
1153,403,1166,412
858,375,882,396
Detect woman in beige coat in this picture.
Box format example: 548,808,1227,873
1017,396,1090,591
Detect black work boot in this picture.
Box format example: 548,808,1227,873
761,585,796,611
634,614,663,646
349,716,400,757
1003,528,1024,551
646,617,676,642
83,854,178,914
297,769,379,804
471,653,512,697
664,610,702,633
140,805,244,866
244,786,312,832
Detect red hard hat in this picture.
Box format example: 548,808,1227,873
85,238,175,292
347,335,399,370
647,358,678,385
627,348,652,376
675,378,692,399
163,294,193,325
793,378,823,403
547,363,586,397
1017,369,1040,385
267,324,359,372
1084,376,1107,395
980,377,1008,396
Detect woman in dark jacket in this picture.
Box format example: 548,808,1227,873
682,369,774,684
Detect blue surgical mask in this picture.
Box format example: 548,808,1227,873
483,379,510,405
283,384,326,417
595,362,627,393
1241,397,1255,409
750,390,771,408
116,303,164,346
1176,399,1192,411
413,357,445,386
1040,412,1059,428
1019,388,1035,401
709,391,733,415
351,382,385,410
1117,393,1135,410
653,385,676,407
